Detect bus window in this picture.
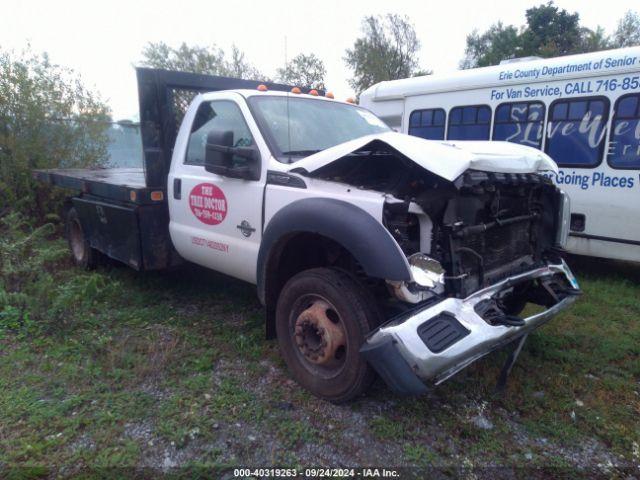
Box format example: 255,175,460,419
609,94,640,169
493,101,545,149
546,97,609,167
408,108,446,140
447,105,491,140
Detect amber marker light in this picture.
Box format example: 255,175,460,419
257,84,268,91
291,87,301,94
309,89,319,96
150,191,164,202
346,97,356,104
325,92,334,99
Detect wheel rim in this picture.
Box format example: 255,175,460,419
289,294,349,379
69,218,86,261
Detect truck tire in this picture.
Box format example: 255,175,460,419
275,267,380,403
65,207,97,270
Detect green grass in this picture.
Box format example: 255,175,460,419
0,215,638,474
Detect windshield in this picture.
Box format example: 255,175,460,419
248,96,390,163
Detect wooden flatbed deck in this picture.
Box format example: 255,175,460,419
33,168,164,205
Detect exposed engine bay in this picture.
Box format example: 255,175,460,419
298,140,565,300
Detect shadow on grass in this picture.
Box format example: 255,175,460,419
104,259,261,310
566,253,640,283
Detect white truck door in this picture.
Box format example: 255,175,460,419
168,93,268,283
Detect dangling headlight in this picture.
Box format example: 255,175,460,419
408,253,446,293
387,253,447,304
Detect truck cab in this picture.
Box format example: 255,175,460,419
36,68,581,403
167,89,390,283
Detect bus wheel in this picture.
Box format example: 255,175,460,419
275,268,378,403
66,207,97,270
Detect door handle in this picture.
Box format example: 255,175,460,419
173,178,182,200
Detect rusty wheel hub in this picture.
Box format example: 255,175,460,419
294,300,346,365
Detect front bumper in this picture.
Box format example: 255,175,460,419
360,260,580,395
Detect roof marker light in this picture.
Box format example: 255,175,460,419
257,84,268,91
309,89,318,96
346,97,356,104
325,92,334,99
291,87,301,94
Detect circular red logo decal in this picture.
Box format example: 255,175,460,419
189,183,228,225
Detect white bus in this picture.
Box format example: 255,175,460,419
360,47,640,263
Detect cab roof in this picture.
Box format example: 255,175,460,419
207,89,351,105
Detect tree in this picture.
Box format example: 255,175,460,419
612,10,640,48
0,47,110,217
276,53,326,90
226,45,265,80
520,2,584,57
460,23,521,69
139,42,267,80
579,26,610,53
460,2,611,69
344,14,429,94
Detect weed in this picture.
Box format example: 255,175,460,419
276,419,317,449
369,416,408,440
403,443,439,467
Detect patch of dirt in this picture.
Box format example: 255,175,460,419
67,433,96,453
71,351,637,476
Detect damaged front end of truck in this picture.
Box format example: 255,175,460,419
289,132,581,394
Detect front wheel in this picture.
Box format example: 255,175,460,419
275,268,380,403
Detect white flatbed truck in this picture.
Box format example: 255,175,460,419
35,68,580,402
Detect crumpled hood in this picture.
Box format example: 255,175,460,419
288,131,558,182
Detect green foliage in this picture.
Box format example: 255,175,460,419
461,2,616,68
612,10,640,48
0,212,118,338
0,47,110,218
460,23,521,69
344,14,430,95
276,53,326,90
520,2,591,57
403,443,439,467
0,212,65,337
139,42,268,81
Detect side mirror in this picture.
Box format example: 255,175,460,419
204,130,260,181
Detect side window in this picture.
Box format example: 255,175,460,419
493,101,545,149
546,97,609,168
408,108,446,140
609,94,640,169
185,100,254,166
447,105,491,140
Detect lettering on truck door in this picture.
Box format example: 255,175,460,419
168,95,266,283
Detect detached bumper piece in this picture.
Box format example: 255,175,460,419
361,260,580,395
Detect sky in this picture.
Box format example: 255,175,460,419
0,0,633,119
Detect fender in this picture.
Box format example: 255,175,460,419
257,197,411,305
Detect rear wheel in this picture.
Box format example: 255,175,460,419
275,268,380,403
66,207,97,269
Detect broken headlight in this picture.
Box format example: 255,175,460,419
408,253,446,294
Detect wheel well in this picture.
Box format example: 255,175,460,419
62,198,74,221
263,233,365,338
